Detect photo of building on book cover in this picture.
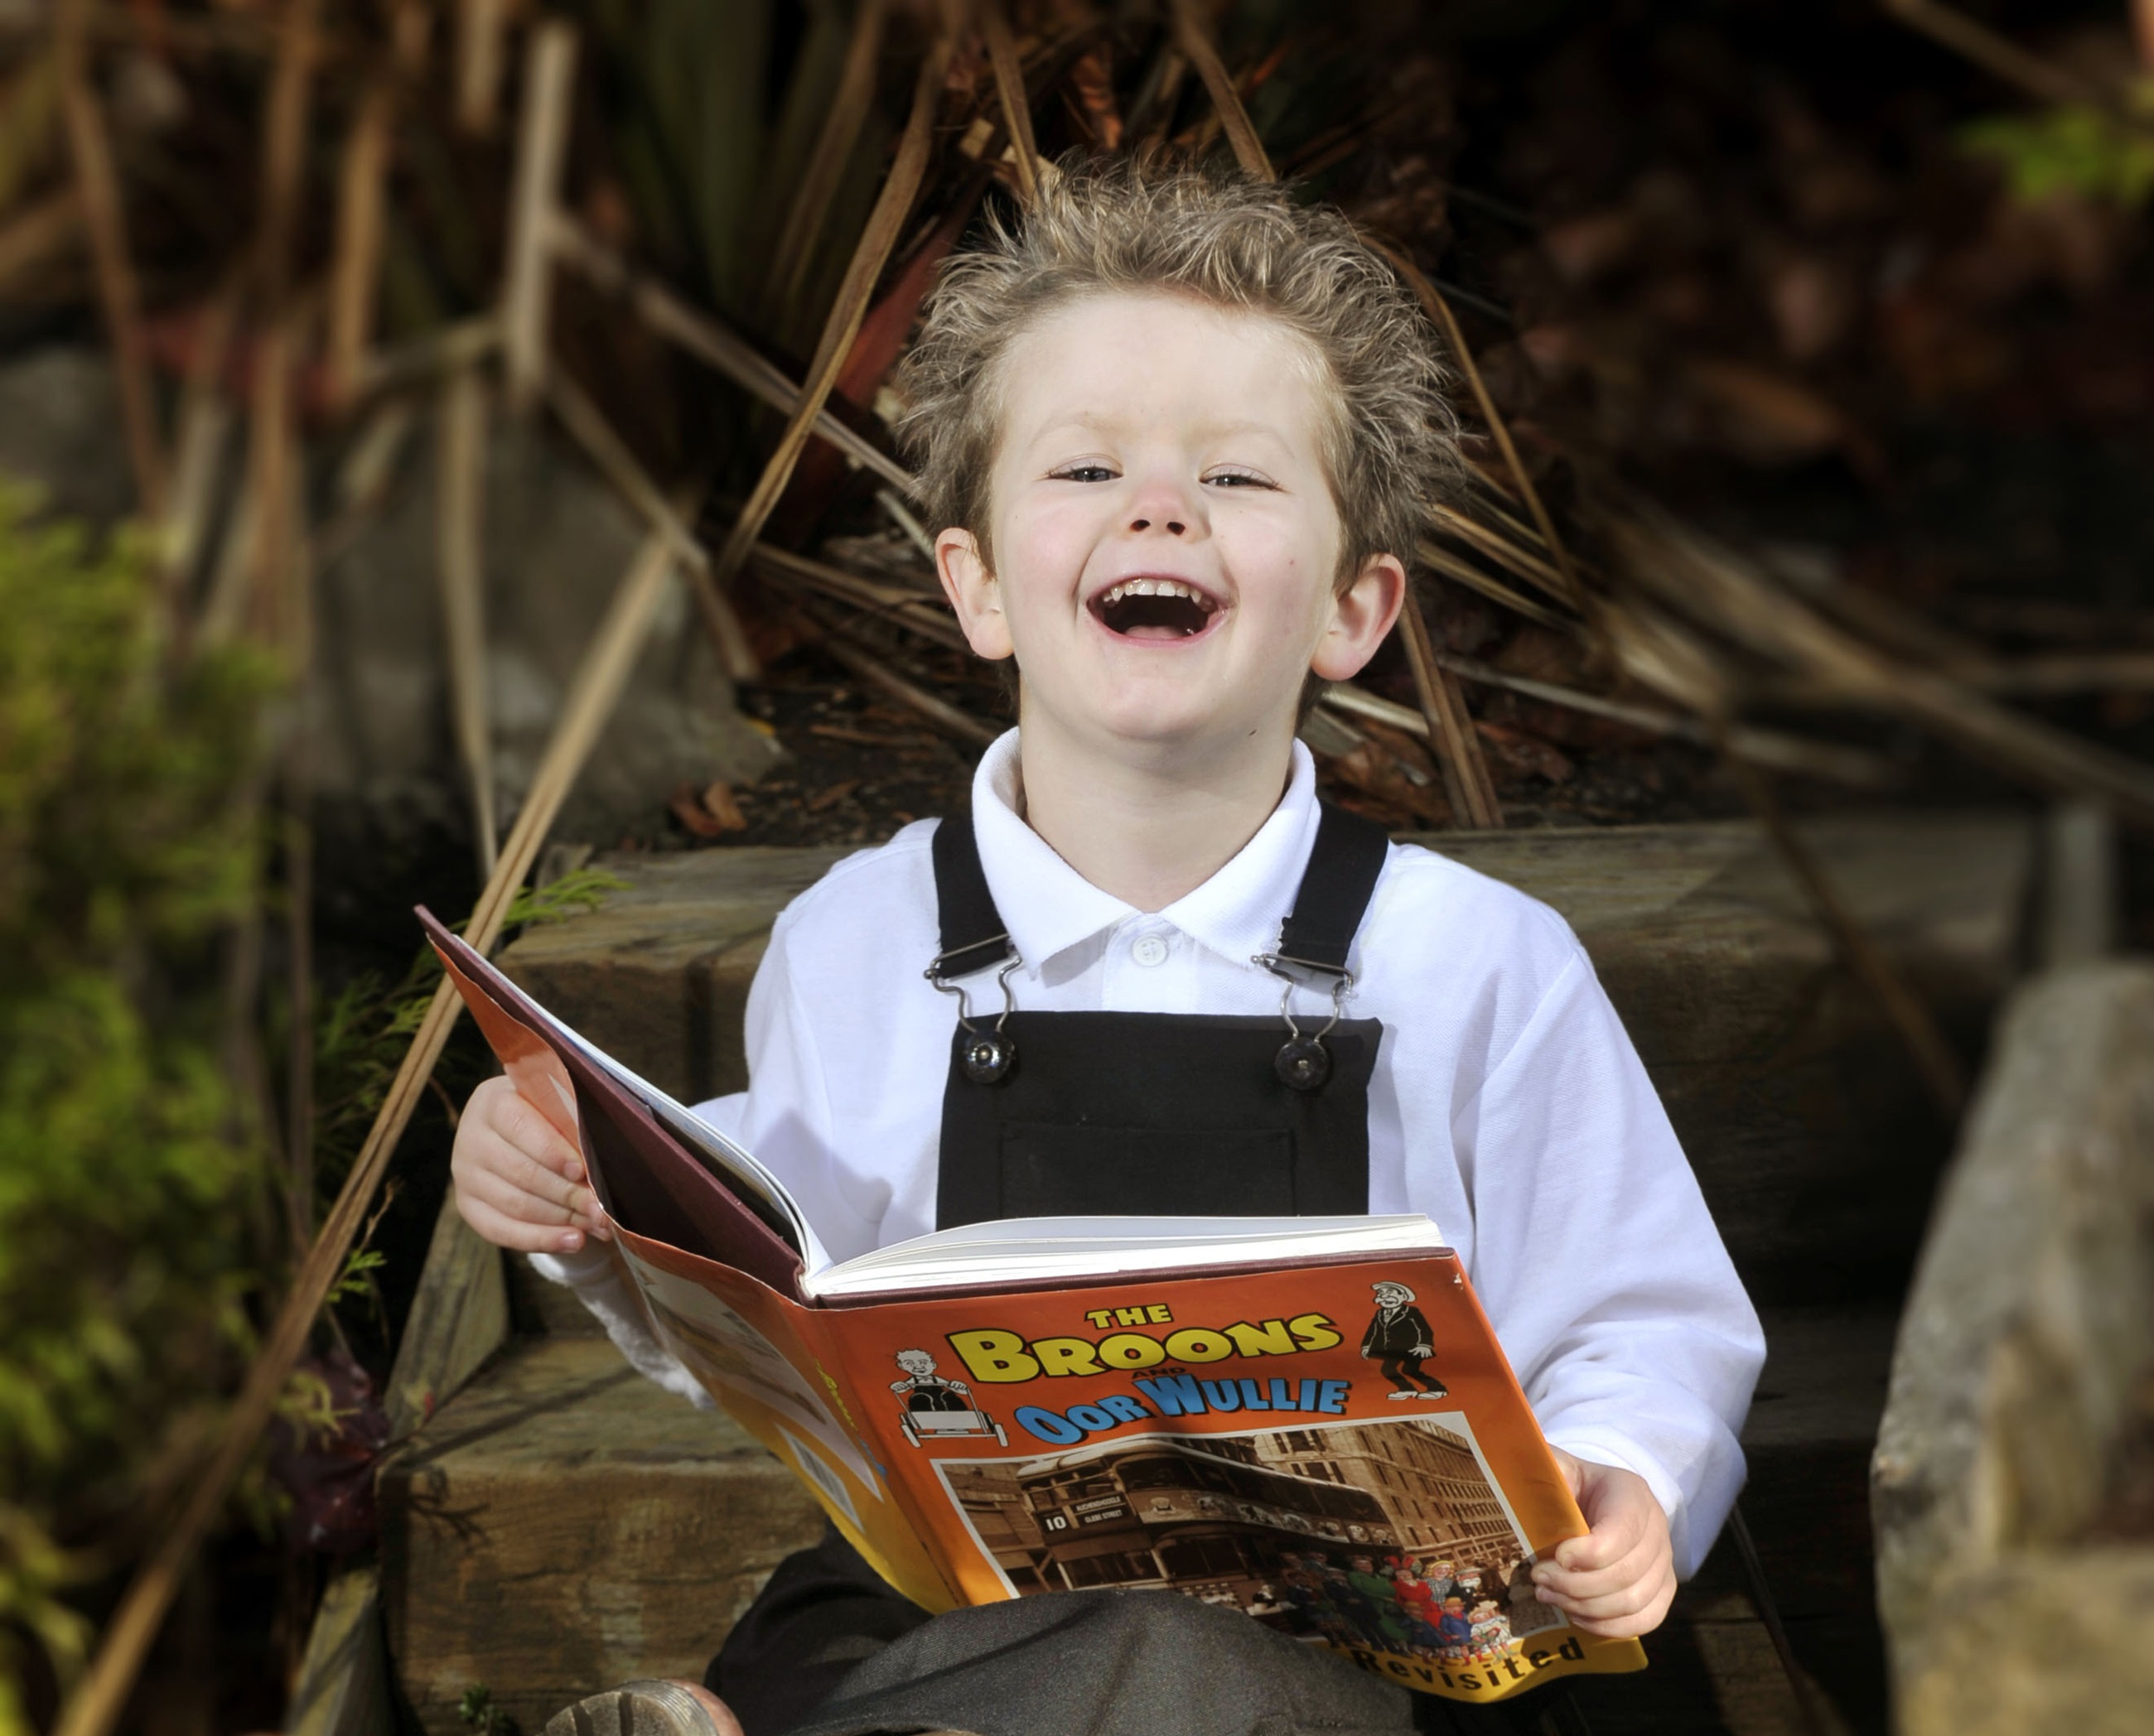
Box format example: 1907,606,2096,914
935,1414,1589,1698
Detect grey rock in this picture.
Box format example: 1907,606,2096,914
0,347,138,527
310,412,780,854
1872,961,2154,1734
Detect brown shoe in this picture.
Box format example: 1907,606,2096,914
543,1681,729,1736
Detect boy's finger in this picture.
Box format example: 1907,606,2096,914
459,1160,589,1229
505,1145,596,1218
1551,1500,1649,1572
461,1129,596,1222
1533,1536,1659,1604
1538,1570,1675,1635
496,1088,585,1179
458,1193,588,1255
1538,1572,1663,1617
1562,1588,1676,1639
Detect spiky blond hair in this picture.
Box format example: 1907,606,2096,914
894,157,1464,582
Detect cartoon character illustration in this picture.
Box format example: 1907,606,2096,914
888,1348,1007,1447
1469,1596,1513,1656
1346,1553,1411,1653
1436,1595,1475,1659
1360,1280,1449,1400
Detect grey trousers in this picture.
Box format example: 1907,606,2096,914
709,1527,1574,1736
784,1590,1413,1736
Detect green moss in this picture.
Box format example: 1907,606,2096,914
0,483,277,1726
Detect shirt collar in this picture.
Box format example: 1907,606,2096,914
968,730,1326,975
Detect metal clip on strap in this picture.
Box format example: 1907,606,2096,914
1254,803,1389,1092
928,817,1023,1083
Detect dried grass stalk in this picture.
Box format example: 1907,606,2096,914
1611,512,2154,825
1365,654,1900,789
503,22,578,412
984,1,1043,205
1323,679,1900,789
793,599,1000,747
455,0,510,137
1414,540,1578,635
1397,586,1503,827
357,312,501,399
1381,244,1583,610
1980,653,2154,697
751,544,969,653
1881,0,2108,109
54,524,688,1736
543,369,759,683
283,505,318,1249
0,185,83,291
55,0,165,517
1427,501,1571,603
551,215,916,494
256,0,320,315
1172,0,1273,181
706,35,955,603
159,285,240,625
763,0,891,328
437,364,498,876
243,314,300,649
326,5,427,407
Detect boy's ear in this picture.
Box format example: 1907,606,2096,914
936,528,1015,662
1311,552,1407,682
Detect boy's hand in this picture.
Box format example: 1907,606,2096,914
451,1075,611,1255
1531,1448,1677,1637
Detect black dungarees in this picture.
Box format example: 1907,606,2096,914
930,797,1387,1228
710,807,1559,1736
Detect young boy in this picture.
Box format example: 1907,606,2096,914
451,162,1764,1736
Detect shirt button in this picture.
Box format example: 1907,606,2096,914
1130,934,1170,968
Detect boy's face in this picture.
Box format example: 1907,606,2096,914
936,292,1402,764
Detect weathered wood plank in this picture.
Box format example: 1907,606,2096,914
384,1191,511,1436
502,845,850,1101
285,1565,394,1736
377,1337,825,1736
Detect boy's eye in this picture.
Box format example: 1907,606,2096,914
1050,463,1118,483
1203,469,1275,489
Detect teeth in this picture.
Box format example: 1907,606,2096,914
1101,579,1216,610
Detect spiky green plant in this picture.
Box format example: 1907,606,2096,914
1960,87,2154,210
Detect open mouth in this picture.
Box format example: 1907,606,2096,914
1091,578,1223,640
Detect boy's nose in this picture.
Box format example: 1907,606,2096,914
1128,514,1186,535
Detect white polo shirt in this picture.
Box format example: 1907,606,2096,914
543,729,1764,1577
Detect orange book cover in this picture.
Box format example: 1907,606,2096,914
424,911,1647,1705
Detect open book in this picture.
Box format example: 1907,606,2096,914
423,909,1646,1705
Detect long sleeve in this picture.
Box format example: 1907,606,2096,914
526,1237,711,1408
1451,944,1765,1577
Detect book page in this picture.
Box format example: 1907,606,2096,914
611,1226,959,1613
808,1214,1446,1299
418,908,825,1268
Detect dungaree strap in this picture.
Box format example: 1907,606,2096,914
930,800,1390,976
1272,805,1390,977
929,809,1017,981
